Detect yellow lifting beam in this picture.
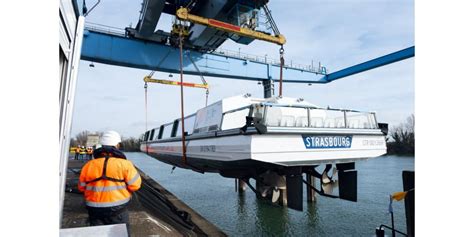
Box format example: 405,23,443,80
143,76,209,89
176,7,286,45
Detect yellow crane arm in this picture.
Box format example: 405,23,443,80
144,76,209,89
176,7,286,45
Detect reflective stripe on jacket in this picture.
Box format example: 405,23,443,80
78,153,141,208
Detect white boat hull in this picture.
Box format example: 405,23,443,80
142,133,386,170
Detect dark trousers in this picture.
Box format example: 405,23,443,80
87,204,130,236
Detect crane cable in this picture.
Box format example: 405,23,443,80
178,32,187,165
263,3,285,97
188,55,209,106
144,81,148,152
263,4,280,36
145,51,208,107
279,45,285,97
143,30,205,165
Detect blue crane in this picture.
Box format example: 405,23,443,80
80,0,414,90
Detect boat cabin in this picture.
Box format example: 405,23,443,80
140,94,382,143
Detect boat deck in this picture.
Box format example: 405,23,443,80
61,159,226,237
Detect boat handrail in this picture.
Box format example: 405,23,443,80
222,103,375,116
259,102,375,114
222,105,253,115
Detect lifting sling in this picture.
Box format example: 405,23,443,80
279,46,285,96
178,33,187,164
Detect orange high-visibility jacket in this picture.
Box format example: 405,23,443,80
78,150,141,208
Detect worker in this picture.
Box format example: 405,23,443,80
84,147,89,160
86,147,93,160
74,145,81,160
78,131,141,234
80,146,86,160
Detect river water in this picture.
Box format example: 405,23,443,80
126,153,414,236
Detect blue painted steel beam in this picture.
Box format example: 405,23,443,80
81,29,326,83
81,29,414,84
324,46,415,82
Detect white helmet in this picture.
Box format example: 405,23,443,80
100,130,122,146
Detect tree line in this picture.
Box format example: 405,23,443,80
70,130,140,152
386,114,415,156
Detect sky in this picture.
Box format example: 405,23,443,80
71,0,414,138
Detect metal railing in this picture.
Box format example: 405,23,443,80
212,48,327,74
84,22,328,74
85,22,126,37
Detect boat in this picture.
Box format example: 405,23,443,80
140,94,388,210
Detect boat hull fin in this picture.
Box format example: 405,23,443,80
338,169,357,202
286,167,303,211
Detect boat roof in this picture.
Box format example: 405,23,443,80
208,94,319,113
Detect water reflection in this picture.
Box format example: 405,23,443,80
234,192,253,236
305,201,327,236
237,192,247,215
306,201,318,227
254,198,290,236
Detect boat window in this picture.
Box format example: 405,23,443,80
161,124,173,139
309,109,325,128
194,102,223,134
264,106,308,127
171,120,179,137
149,129,155,141
176,115,196,136
221,108,250,130
144,131,150,141
309,109,345,128
184,115,196,135
157,125,164,139
175,120,181,137
346,112,377,129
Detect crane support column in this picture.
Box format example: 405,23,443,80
135,0,166,37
